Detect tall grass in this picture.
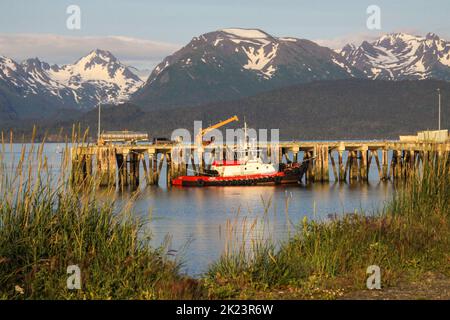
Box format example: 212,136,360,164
1,130,448,300
206,149,450,298
0,130,204,299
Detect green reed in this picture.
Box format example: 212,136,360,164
206,148,450,299
0,128,204,299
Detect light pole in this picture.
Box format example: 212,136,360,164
437,88,441,131
97,103,101,142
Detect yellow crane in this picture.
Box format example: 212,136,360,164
196,115,239,145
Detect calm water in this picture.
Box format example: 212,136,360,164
3,143,394,276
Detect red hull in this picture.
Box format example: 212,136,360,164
172,171,302,187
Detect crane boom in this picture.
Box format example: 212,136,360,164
200,115,239,136
195,115,239,145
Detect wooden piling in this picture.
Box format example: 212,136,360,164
306,150,314,183
313,146,322,182
349,151,359,181
395,150,402,179
129,152,140,188
152,153,159,185
360,146,368,181
382,149,389,181
322,145,330,182
97,147,116,187
338,150,345,182
116,153,127,187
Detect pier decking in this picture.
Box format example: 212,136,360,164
71,138,450,187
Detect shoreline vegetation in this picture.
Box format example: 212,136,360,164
0,132,205,299
205,152,449,299
0,131,448,299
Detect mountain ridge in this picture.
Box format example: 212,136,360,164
10,79,448,141
0,49,143,120
131,28,362,110
1,29,450,128
339,32,450,80
131,29,450,111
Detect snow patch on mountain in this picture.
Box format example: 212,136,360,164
221,28,269,39
219,30,279,79
331,57,354,76
220,28,271,46
279,37,298,42
0,56,18,74
242,43,278,79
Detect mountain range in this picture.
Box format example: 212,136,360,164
132,28,361,109
0,49,143,121
1,28,449,138
339,32,450,80
132,29,450,110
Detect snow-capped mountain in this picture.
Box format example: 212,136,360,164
339,32,450,80
44,49,143,104
133,28,362,109
0,50,143,119
3,29,450,124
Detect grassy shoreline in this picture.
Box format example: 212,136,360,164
205,152,449,299
0,138,448,299
0,138,205,299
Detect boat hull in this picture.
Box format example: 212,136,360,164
172,173,281,187
172,163,307,187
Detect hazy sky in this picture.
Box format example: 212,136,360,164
1,0,449,69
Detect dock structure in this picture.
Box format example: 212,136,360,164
71,137,450,188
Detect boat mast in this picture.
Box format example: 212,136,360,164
244,121,247,149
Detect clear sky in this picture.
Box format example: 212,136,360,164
1,0,449,69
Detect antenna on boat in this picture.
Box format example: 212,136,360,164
244,118,248,152
244,120,247,139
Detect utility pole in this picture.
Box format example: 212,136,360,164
437,88,441,130
97,103,101,142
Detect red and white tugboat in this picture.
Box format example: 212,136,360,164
172,121,308,187
172,158,307,187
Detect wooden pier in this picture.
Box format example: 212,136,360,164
71,139,450,188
